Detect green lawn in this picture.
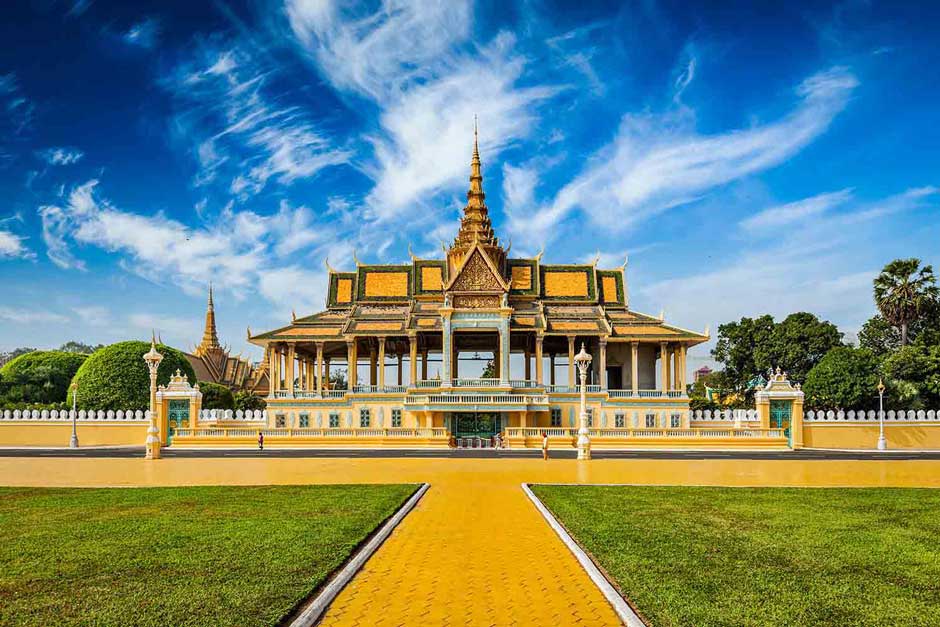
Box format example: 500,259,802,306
0,484,417,626
532,485,940,627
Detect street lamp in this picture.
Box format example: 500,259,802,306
69,381,79,448
143,334,164,460
877,378,887,451
573,342,593,460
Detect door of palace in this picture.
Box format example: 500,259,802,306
770,400,792,446
167,399,189,445
451,412,501,438
606,366,623,389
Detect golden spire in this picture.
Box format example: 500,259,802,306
452,117,499,251
195,283,221,356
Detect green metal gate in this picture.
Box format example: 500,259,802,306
770,400,792,446
167,399,189,445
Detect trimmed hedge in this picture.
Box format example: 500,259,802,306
234,390,266,411
69,341,196,410
198,381,235,410
0,351,87,405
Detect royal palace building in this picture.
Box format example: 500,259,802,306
245,130,714,447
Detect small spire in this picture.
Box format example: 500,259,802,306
195,283,221,356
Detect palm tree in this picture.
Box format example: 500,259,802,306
873,258,939,346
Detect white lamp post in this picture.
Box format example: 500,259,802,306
574,343,593,460
877,378,887,451
143,335,164,460
69,381,79,448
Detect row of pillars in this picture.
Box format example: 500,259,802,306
268,337,689,393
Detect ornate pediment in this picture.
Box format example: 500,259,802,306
448,247,508,292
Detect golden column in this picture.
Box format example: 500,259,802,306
369,343,377,386
599,337,608,390
346,339,358,389
315,342,324,397
267,344,277,394
377,338,386,388
673,348,681,390
567,336,576,388
534,335,544,385
631,341,639,396
286,343,296,397
409,335,418,385
660,341,669,394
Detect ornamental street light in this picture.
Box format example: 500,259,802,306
877,378,887,451
143,334,164,460
69,381,79,449
574,342,593,460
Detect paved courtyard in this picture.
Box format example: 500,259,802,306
2,456,938,626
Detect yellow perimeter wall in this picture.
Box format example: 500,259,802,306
803,424,940,450
0,423,148,447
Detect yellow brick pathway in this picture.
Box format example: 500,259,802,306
3,456,939,626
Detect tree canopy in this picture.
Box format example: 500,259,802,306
803,347,880,410
873,258,939,346
69,341,196,410
712,312,843,398
0,351,87,405
198,381,235,410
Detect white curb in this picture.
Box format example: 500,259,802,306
288,482,430,627
522,483,646,627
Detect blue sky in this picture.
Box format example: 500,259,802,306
1,0,938,369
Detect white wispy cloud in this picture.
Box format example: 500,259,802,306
128,313,196,341
166,44,351,197
286,1,559,219
123,18,160,48
38,179,347,315
72,305,112,327
546,66,859,233
37,147,84,166
0,72,34,136
641,185,940,363
0,229,34,259
0,306,68,324
741,188,854,231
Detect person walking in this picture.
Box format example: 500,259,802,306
542,431,549,460
257,430,264,451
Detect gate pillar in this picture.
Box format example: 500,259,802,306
155,370,203,446
755,367,805,449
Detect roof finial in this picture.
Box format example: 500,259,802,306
208,281,214,308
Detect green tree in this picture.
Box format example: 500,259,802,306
803,347,880,410
0,351,87,405
0,347,36,368
481,358,497,379
768,313,844,383
198,381,235,410
712,313,842,396
69,341,196,410
882,344,940,407
857,315,902,357
58,340,104,354
873,258,939,346
233,390,266,411
330,368,347,390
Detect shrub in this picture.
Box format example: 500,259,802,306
234,390,266,411
0,351,87,405
803,347,880,410
198,381,235,410
69,341,196,410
